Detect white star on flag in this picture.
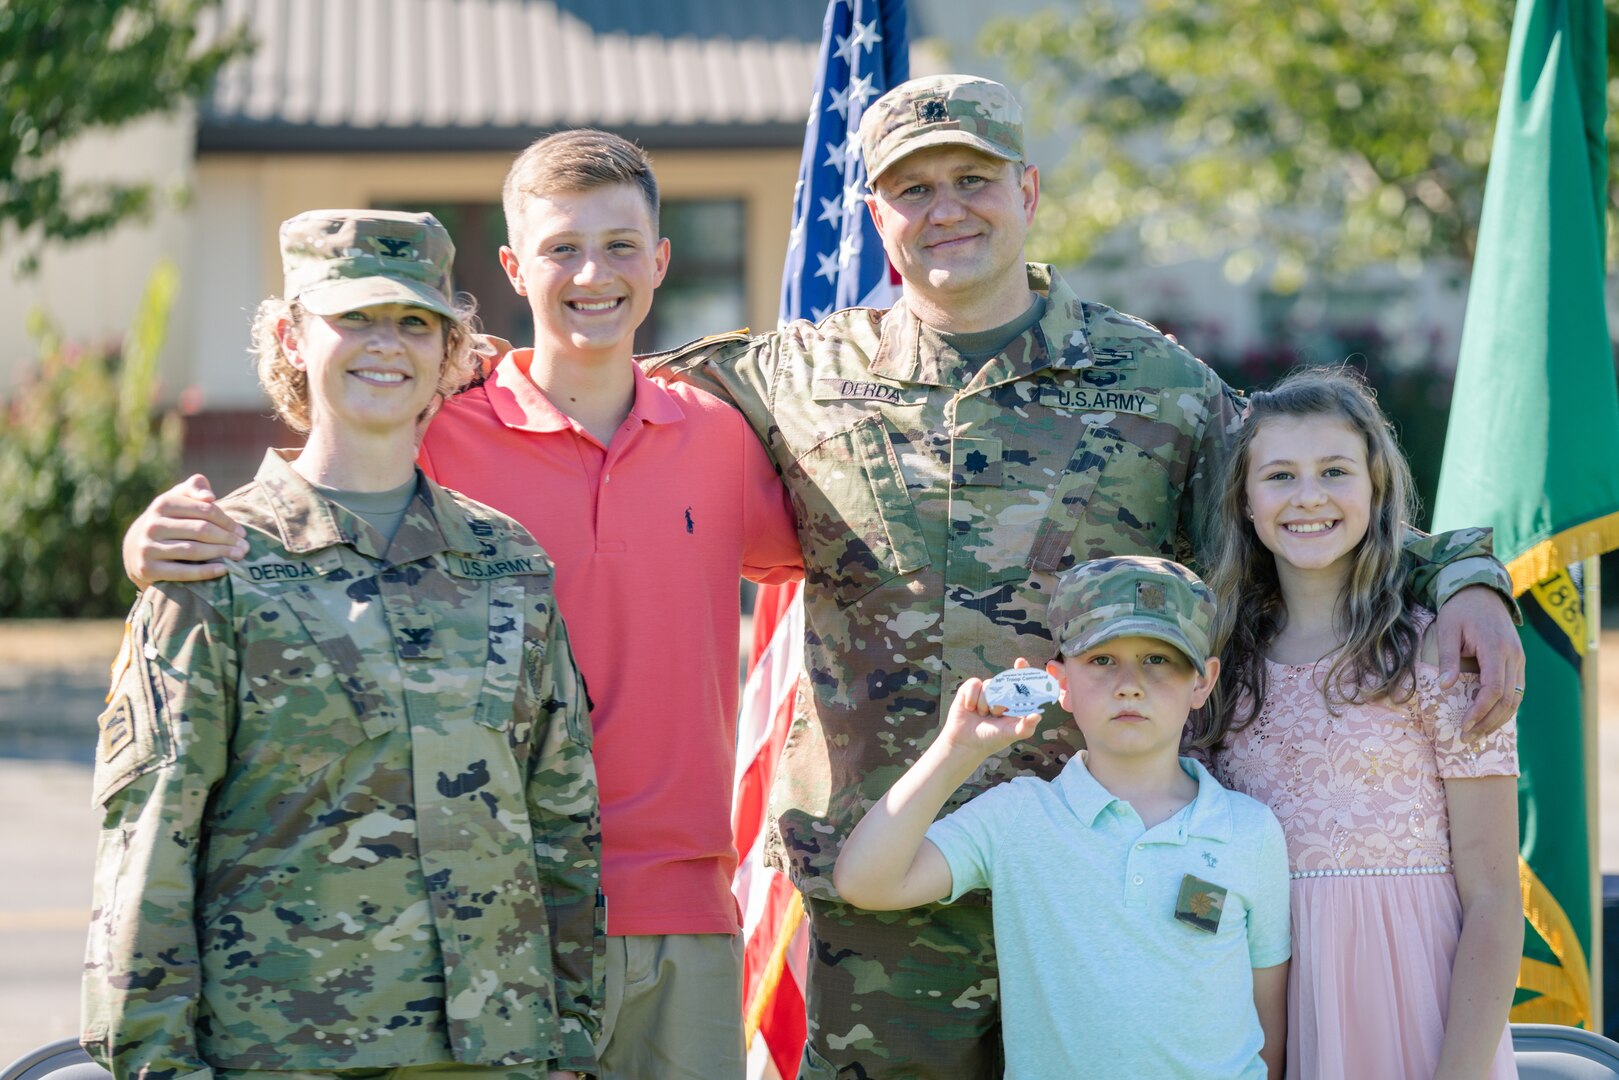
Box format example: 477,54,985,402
822,138,851,171
833,30,860,67
850,18,883,53
817,196,846,227
838,232,862,267
814,251,840,282
848,73,878,109
841,181,865,214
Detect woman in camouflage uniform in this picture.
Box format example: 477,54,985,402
83,211,602,1080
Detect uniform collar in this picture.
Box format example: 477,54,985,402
486,348,685,434
1057,752,1233,844
250,448,482,562
869,263,1099,388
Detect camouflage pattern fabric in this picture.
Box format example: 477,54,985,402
83,449,602,1080
1048,555,1217,672
856,74,1023,183
643,263,1510,1076
215,1063,544,1080
279,209,461,322
799,899,999,1079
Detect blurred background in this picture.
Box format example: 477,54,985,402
4,0,1619,1064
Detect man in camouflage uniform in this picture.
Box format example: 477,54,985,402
84,211,602,1080
644,75,1524,1078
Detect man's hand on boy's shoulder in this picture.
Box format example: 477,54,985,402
123,474,247,588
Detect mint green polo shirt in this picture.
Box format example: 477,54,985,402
926,755,1290,1080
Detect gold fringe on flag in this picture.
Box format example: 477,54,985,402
1511,854,1593,1027
744,890,805,1048
1505,509,1619,596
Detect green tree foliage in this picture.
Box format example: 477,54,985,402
0,263,183,616
983,0,1619,290
0,0,250,269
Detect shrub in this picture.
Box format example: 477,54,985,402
0,262,183,616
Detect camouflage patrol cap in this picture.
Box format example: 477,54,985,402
279,209,461,323
1047,556,1217,675
858,74,1024,184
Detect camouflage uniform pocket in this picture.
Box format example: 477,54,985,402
1025,426,1176,572
245,591,392,776
786,414,929,609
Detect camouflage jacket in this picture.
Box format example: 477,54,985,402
83,450,602,1079
646,263,1512,899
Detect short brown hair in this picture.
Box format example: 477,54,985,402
501,128,660,252
249,298,479,434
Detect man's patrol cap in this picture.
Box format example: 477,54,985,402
858,74,1024,185
280,209,461,323
1047,556,1217,675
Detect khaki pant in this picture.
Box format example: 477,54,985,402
595,932,745,1080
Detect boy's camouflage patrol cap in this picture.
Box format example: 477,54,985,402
858,73,1024,184
279,209,461,323
1047,556,1217,675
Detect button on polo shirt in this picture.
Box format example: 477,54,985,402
927,755,1291,1080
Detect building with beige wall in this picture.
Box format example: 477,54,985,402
1,0,830,489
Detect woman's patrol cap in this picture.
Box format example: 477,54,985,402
279,209,461,323
1047,556,1217,674
857,74,1025,184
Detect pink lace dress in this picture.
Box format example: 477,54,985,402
1213,640,1519,1080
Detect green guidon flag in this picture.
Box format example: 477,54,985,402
1432,0,1619,1029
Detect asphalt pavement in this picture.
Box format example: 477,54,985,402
0,620,113,1068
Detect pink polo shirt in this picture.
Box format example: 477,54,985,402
418,350,801,936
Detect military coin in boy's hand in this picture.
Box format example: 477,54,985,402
982,668,1060,713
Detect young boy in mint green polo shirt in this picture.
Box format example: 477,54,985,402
834,555,1290,1079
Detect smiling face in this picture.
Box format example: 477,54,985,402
1243,413,1375,587
499,182,670,364
865,145,1037,320
1046,636,1218,766
280,303,446,438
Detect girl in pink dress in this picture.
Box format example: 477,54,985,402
1200,368,1520,1080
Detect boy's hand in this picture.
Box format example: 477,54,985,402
939,670,1042,760
123,475,247,588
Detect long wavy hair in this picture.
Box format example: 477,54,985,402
1199,366,1422,746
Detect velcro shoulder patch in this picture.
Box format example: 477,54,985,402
98,694,136,761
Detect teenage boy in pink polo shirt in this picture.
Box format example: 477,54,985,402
123,130,802,1080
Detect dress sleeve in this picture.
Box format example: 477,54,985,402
519,598,603,1074
1421,667,1520,779
82,583,233,1080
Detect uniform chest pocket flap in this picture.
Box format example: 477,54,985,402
786,413,930,609
252,587,398,775
1025,424,1175,573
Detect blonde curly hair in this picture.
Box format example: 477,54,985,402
249,297,480,434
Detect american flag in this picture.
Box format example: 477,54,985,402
778,0,909,324
735,2,907,1077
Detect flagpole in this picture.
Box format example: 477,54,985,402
1585,555,1603,1032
